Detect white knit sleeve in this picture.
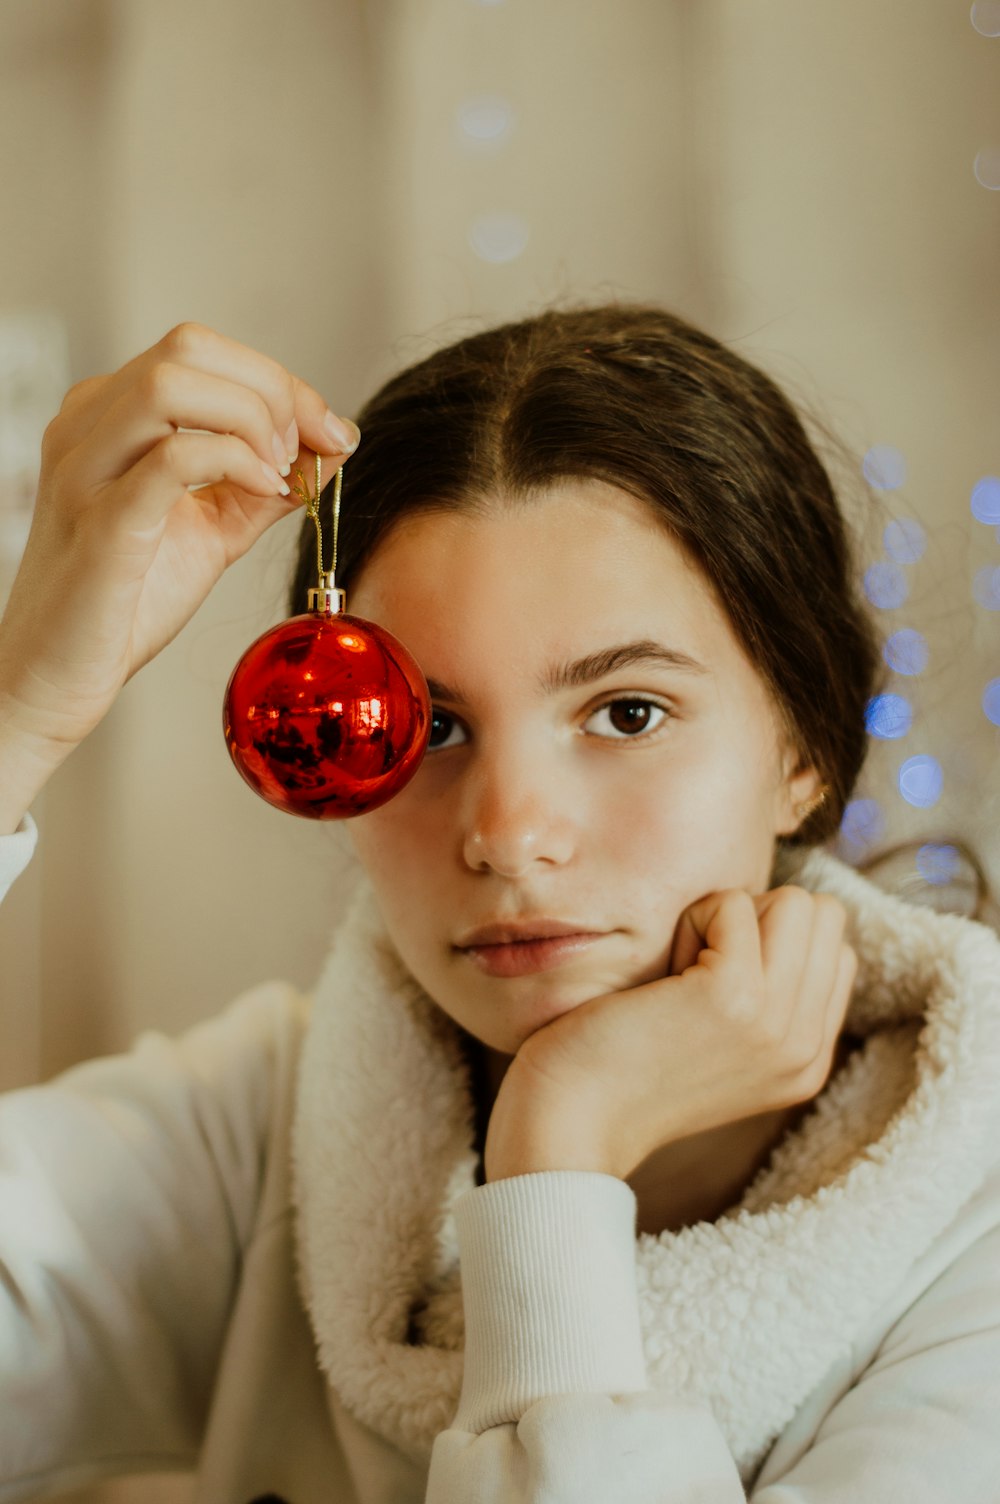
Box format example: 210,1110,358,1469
0,812,37,904
0,979,296,1502
425,1171,747,1502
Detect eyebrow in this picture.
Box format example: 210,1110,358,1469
423,639,710,705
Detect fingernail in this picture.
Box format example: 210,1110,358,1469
283,420,299,462
261,461,290,496
322,411,360,454
271,432,291,477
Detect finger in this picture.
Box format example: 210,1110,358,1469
668,889,762,978
782,901,851,1069
755,886,821,1016
71,363,299,490
53,322,359,468
99,430,293,537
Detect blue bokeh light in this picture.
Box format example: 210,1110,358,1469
883,628,929,676
468,212,529,263
983,677,1000,727
971,1,1000,37
898,754,943,809
864,561,909,609
971,476,1000,525
456,96,514,145
863,446,907,491
973,566,1000,610
883,517,926,563
974,147,1000,190
916,843,962,885
865,693,913,739
840,798,886,848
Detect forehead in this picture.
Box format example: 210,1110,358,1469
349,480,731,652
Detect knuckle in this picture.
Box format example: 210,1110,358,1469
158,430,188,474
162,321,206,358
40,413,65,459
141,360,177,407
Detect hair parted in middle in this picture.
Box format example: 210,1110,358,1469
289,300,885,852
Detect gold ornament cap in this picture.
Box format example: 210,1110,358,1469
307,573,347,615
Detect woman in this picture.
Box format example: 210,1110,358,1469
1,306,999,1503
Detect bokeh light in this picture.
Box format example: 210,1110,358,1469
971,475,1000,524
883,517,926,563
468,213,529,263
898,754,943,808
972,565,1000,609
840,798,886,850
974,146,1000,189
864,561,909,609
971,0,1000,34
916,843,962,885
456,96,514,146
862,445,907,490
865,692,913,739
883,627,929,676
983,677,1000,727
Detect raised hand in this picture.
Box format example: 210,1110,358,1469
483,885,858,1183
0,322,359,831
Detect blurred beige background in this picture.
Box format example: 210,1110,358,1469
0,1,998,1499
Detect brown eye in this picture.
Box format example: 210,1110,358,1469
427,710,467,751
584,698,670,740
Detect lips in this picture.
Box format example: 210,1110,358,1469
455,918,603,948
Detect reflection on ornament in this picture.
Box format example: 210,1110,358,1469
222,456,430,818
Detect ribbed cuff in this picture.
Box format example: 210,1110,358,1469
452,1170,647,1433
0,811,38,904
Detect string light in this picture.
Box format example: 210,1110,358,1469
972,565,1000,610
973,146,1000,189
883,517,926,563
883,628,929,676
468,212,529,263
862,445,907,490
898,754,943,809
840,798,886,850
865,693,913,739
916,843,962,884
983,678,1000,727
971,476,1000,524
864,560,909,609
971,0,1000,35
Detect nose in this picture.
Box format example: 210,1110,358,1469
461,740,578,876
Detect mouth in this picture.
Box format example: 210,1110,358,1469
457,932,608,978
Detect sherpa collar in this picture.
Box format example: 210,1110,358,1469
290,848,1000,1481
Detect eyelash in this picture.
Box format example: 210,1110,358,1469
424,696,673,752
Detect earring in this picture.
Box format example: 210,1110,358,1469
794,785,831,824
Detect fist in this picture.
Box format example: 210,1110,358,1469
484,885,858,1183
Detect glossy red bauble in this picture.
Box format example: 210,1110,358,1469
223,612,431,818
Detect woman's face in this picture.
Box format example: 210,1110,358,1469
345,480,819,1057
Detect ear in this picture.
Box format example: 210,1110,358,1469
773,742,825,839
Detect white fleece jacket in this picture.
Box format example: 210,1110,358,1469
2,815,1000,1503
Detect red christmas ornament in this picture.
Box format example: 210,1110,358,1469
223,459,431,818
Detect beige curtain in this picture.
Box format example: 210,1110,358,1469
0,1,997,1497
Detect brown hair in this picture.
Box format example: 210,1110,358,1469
289,301,884,852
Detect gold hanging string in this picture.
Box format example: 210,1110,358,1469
292,456,344,590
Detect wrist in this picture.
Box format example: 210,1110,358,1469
483,1090,621,1182
0,698,73,835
